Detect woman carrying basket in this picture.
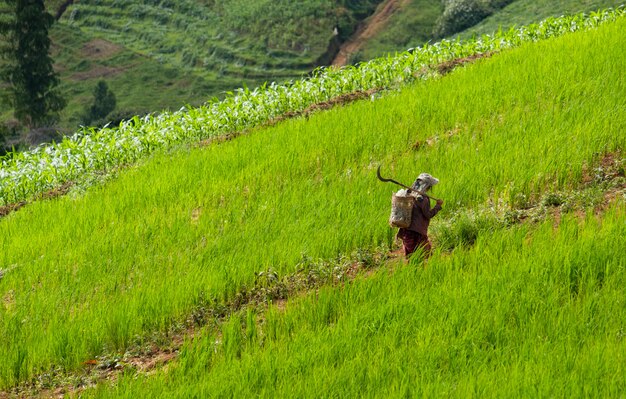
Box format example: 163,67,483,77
396,173,443,257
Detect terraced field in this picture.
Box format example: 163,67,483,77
4,1,383,133
0,8,625,398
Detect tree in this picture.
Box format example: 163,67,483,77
82,80,116,126
0,0,66,128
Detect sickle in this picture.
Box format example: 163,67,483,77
376,165,442,202
376,165,413,191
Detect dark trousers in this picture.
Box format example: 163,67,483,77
397,229,431,257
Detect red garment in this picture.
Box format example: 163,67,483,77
397,193,441,257
397,229,431,257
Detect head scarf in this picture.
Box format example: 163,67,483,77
411,173,439,192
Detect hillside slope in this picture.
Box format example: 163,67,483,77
2,1,383,136
0,13,624,396
51,0,380,127
65,17,626,397
462,0,626,37
1,0,622,139
345,0,625,62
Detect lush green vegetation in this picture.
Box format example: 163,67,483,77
2,1,382,134
47,21,219,114
0,0,66,128
433,0,517,38
2,9,621,208
462,0,626,37
91,205,626,397
357,0,624,60
0,11,624,394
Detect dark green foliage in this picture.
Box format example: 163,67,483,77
82,80,116,127
0,124,7,151
94,108,149,129
336,0,383,40
0,121,20,155
433,0,517,38
0,0,66,128
433,0,493,38
542,192,565,207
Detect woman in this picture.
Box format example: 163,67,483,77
396,173,443,257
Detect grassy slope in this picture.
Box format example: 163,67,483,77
86,18,626,397
1,16,625,391
358,0,624,60
462,0,626,37
94,206,626,398
50,24,219,129
61,0,338,72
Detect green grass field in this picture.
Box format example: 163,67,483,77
0,11,625,396
461,0,626,37
90,205,626,397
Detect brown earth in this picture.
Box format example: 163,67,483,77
434,51,495,75
332,0,411,67
0,182,73,218
80,39,123,60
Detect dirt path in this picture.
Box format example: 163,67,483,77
332,0,410,67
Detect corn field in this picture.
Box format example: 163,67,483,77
0,7,623,208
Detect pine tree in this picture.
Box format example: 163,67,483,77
83,80,116,126
0,0,66,128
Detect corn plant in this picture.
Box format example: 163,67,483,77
0,7,624,208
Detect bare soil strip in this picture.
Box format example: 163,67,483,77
332,0,412,67
0,182,73,218
434,51,496,75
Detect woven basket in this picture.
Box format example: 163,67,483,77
389,193,414,228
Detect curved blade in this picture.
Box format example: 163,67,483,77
376,165,392,183
376,165,411,189
376,165,442,202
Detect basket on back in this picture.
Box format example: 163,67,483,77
389,190,414,228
